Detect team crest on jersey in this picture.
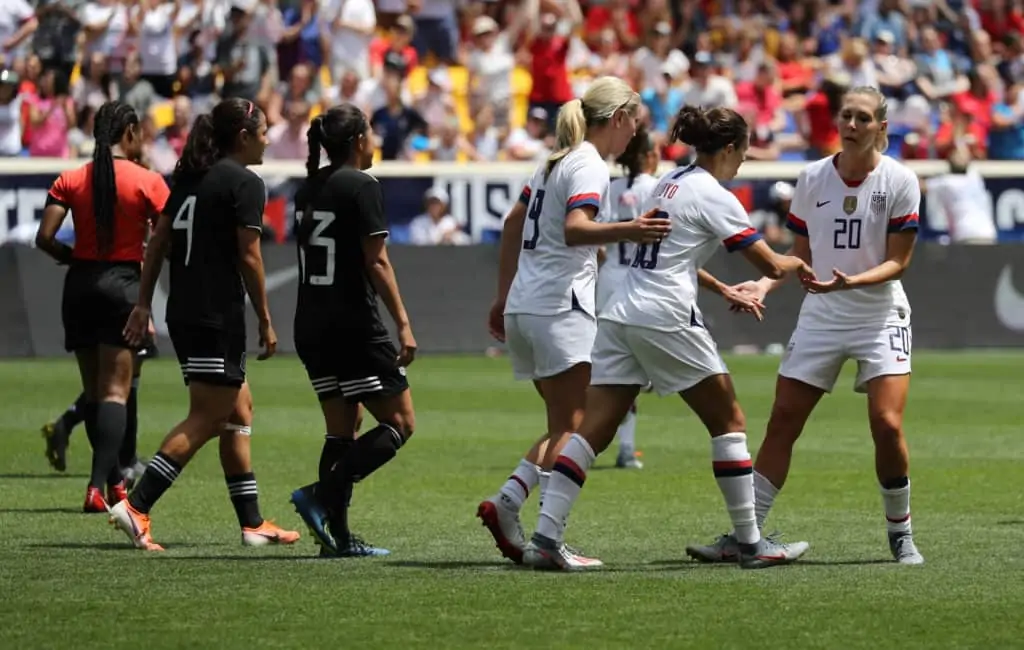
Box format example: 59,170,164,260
870,192,887,218
843,196,858,215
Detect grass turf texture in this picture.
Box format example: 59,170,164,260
0,353,1021,649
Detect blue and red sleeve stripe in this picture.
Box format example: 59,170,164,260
566,192,602,211
786,213,808,237
722,227,762,252
888,213,919,233
518,185,531,205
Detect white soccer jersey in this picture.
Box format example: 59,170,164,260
504,141,609,317
786,155,920,330
599,173,660,276
602,164,762,332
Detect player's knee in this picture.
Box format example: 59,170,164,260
766,401,810,443
385,411,415,440
869,410,903,443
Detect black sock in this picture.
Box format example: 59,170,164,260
128,452,181,514
226,473,263,529
60,393,89,434
118,379,139,470
326,425,405,543
91,401,127,488
317,436,354,506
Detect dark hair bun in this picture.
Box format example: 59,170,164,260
671,106,713,150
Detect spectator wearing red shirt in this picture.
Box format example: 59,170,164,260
799,74,849,159
584,0,640,51
369,14,420,78
524,5,579,128
735,62,785,133
977,0,1024,42
936,101,988,160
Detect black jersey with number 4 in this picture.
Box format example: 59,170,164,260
163,158,266,331
293,166,390,341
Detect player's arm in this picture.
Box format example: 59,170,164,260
495,191,529,305
697,269,726,295
745,172,815,296
746,235,812,296
562,161,669,246
137,211,172,311
842,230,916,288
357,182,414,336
36,176,73,264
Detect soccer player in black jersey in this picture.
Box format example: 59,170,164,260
112,98,300,551
288,103,418,558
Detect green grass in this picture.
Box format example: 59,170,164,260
1,353,1022,649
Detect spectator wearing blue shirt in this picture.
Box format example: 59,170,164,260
640,62,684,138
989,85,1024,160
858,0,908,53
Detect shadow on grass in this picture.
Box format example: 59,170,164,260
0,473,89,480
27,542,138,551
159,554,322,562
386,560,514,570
798,559,895,566
0,507,84,514
997,520,1024,526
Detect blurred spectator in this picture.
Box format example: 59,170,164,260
409,187,470,245
872,31,917,102
266,98,311,159
681,51,737,109
826,38,877,89
584,0,639,51
31,1,80,93
631,20,688,92
524,3,580,128
748,181,793,246
799,72,849,159
775,31,815,98
72,52,114,112
914,25,968,102
26,67,73,158
177,30,217,113
857,0,909,52
68,104,96,158
135,0,182,98
140,113,178,173
989,83,1024,160
81,0,133,76
266,62,316,125
415,66,456,130
0,69,23,156
429,115,471,161
736,62,785,134
721,27,766,84
0,0,36,67
371,68,427,160
641,61,684,142
411,0,459,66
936,100,988,160
218,5,272,104
467,103,501,161
466,14,518,129
279,0,326,74
923,147,997,244
118,53,157,119
370,14,418,76
165,95,192,156
324,0,377,79
504,106,549,161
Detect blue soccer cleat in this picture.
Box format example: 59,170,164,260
318,534,391,559
290,484,336,553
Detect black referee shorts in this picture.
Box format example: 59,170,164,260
168,323,247,388
61,262,140,353
296,336,409,404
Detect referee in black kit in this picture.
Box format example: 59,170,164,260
289,103,418,558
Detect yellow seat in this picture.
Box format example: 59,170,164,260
319,65,332,90
150,101,174,129
69,64,81,87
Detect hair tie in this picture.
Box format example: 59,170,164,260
245,100,254,117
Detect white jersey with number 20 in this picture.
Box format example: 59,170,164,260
504,141,610,317
785,155,920,331
602,164,762,332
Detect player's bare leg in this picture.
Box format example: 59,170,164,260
219,383,299,547
525,383,637,570
686,375,821,564
109,382,237,551
479,364,588,564
866,373,923,565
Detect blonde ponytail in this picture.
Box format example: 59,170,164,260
545,99,587,180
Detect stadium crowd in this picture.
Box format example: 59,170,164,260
0,0,1023,171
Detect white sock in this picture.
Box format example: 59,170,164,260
536,434,595,543
753,470,779,531
538,470,551,508
880,478,912,535
497,459,540,511
616,405,637,455
711,433,759,545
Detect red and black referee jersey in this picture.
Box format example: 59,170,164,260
47,159,171,262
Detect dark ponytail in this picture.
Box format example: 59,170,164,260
173,97,263,183
297,103,368,248
670,105,748,155
615,126,654,186
91,101,139,255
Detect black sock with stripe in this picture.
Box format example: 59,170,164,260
325,425,406,542
226,473,263,529
128,452,182,514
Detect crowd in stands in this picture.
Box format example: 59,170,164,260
0,0,1023,173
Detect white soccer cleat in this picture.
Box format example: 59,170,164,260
523,536,604,571
739,535,810,569
108,499,163,551
476,495,527,564
685,533,740,563
889,533,925,565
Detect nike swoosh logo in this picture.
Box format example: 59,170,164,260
816,201,831,207
150,265,301,337
994,264,1024,332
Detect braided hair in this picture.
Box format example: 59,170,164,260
91,101,139,255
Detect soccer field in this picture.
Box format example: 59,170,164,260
0,353,1021,649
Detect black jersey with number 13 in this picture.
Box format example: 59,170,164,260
294,167,390,341
163,158,266,331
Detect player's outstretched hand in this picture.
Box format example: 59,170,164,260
488,299,506,342
721,284,766,321
397,324,418,367
123,306,151,348
257,320,277,360
624,209,672,244
801,267,850,294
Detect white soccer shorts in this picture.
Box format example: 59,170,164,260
778,323,913,393
504,310,597,381
591,320,729,396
